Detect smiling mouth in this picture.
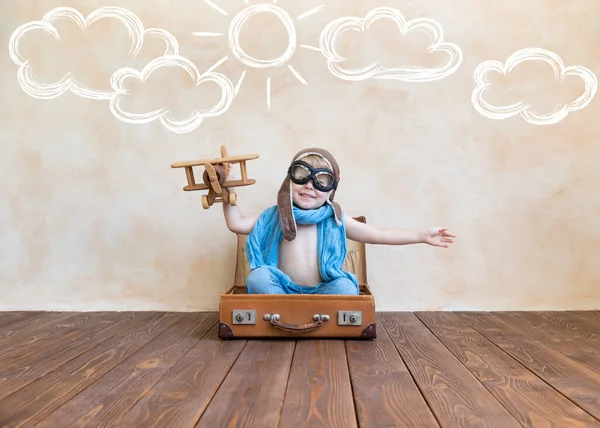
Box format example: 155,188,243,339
299,193,315,199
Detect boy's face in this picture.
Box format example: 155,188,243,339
291,180,329,210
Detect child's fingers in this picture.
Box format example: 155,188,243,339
436,227,456,238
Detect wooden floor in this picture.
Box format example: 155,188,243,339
0,311,599,427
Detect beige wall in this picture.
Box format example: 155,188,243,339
1,0,599,311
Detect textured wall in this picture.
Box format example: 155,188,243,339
1,0,599,311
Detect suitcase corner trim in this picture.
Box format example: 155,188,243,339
361,323,377,339
218,322,234,339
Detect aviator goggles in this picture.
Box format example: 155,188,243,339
287,160,338,192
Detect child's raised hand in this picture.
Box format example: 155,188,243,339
225,162,239,182
423,227,456,248
224,162,242,195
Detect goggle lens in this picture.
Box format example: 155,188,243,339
290,164,310,180
315,172,333,187
288,161,336,191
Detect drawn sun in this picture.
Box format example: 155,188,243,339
195,0,324,110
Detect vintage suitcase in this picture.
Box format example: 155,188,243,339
218,216,377,339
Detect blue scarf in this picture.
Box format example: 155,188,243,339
245,204,358,293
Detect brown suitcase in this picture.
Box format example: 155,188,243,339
218,216,377,340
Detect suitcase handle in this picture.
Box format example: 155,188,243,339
264,313,329,334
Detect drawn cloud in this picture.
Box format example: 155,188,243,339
472,48,598,125
109,55,235,134
8,6,179,100
318,6,463,82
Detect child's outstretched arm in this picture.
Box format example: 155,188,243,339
223,203,259,235
221,163,260,235
344,215,455,247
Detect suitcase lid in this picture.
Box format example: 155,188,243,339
232,216,369,288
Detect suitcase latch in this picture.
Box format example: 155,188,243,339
338,311,362,326
232,310,256,325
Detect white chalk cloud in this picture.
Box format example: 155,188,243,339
109,55,235,134
318,6,463,82
8,6,179,100
472,48,598,125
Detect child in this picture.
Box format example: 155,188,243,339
222,148,455,295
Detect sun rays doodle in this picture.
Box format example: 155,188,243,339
194,0,324,110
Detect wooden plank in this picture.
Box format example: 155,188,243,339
0,312,76,342
570,310,600,323
459,311,600,420
570,311,600,323
379,312,521,427
34,312,215,428
0,311,134,401
535,311,600,342
0,312,106,363
195,340,295,427
0,312,39,329
0,312,179,428
117,323,246,428
0,312,26,322
278,340,357,428
498,312,600,375
0,311,31,320
344,315,439,427
416,311,600,427
0,312,95,360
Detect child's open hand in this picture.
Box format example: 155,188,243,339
422,227,456,248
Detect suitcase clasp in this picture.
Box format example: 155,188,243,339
338,311,362,326
232,310,257,324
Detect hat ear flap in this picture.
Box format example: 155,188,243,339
277,176,296,241
326,191,343,226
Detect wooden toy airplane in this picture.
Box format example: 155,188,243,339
171,145,259,209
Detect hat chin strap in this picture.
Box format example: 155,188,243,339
326,196,342,226
289,180,296,231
